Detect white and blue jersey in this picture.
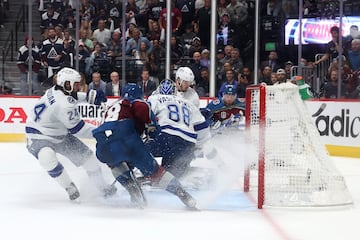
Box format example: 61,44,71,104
25,86,94,143
147,94,204,144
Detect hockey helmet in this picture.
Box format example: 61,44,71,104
123,83,143,100
223,84,237,96
56,67,81,93
159,79,176,95
175,67,195,83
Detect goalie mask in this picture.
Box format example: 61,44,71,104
123,83,143,100
56,67,81,94
159,79,176,95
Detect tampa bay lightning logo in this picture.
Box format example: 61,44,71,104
67,96,76,104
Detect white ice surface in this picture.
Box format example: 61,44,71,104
0,142,359,240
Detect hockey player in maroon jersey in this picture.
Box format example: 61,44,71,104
92,83,197,209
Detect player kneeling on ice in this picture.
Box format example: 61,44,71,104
201,84,246,132
92,83,197,209
25,67,116,201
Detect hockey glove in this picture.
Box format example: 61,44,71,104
87,89,107,105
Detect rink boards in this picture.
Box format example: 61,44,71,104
0,96,359,158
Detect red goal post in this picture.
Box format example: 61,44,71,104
244,83,352,209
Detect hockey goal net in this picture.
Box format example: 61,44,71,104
244,83,352,209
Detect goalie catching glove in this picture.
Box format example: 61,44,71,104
87,89,107,105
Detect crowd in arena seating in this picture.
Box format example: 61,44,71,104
11,0,360,99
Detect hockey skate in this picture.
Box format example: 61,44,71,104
65,182,80,201
174,187,197,210
124,179,147,208
102,183,117,197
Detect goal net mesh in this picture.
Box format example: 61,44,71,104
245,83,352,207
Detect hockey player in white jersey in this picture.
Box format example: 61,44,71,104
175,66,201,108
174,67,223,167
25,67,116,201
146,79,208,177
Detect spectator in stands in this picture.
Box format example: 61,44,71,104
284,60,293,80
217,0,228,18
189,51,202,85
88,43,110,79
180,23,196,57
40,26,66,87
138,68,157,97
77,42,91,76
194,0,213,48
54,24,64,39
262,0,284,17
133,40,150,67
17,36,42,95
217,12,235,49
105,71,122,97
174,0,196,35
107,0,122,28
196,67,210,97
259,65,272,85
40,4,62,34
242,66,254,85
147,21,162,41
323,69,345,99
79,20,93,41
148,0,165,34
106,31,122,60
79,72,88,93
218,60,233,87
92,19,112,46
260,50,281,72
236,67,253,98
79,28,94,53
218,69,237,98
275,68,287,84
344,25,360,50
89,72,106,92
348,39,360,72
126,28,153,56
188,36,204,58
270,71,277,85
125,0,139,26
226,0,248,27
80,0,95,22
147,51,162,83
159,1,182,36
314,26,347,66
200,49,210,69
229,48,244,76
62,39,75,68
151,39,166,63
170,36,184,65
220,44,234,65
63,28,75,51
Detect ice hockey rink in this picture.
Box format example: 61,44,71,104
1,142,359,240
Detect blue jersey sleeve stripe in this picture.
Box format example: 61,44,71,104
161,125,197,139
68,120,85,134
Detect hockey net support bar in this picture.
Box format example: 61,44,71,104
244,83,352,209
